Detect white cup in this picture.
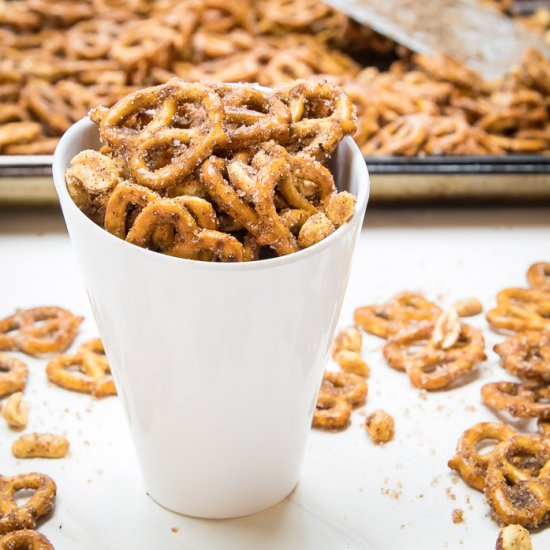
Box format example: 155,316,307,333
53,117,369,518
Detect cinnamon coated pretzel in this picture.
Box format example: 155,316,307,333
448,422,515,492
354,292,442,339
0,530,53,550
486,287,550,334
0,473,56,535
46,338,117,397
485,435,550,528
0,307,82,357
320,371,367,406
383,321,486,390
481,382,550,419
277,80,356,161
312,392,352,430
494,331,550,383
95,80,227,189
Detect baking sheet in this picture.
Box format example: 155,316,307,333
2,155,549,205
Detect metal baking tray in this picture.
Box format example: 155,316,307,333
1,154,550,205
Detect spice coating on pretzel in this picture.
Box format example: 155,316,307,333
481,382,550,419
0,307,83,357
46,338,117,398
383,321,486,390
484,435,550,529
354,292,441,339
494,331,550,383
527,262,550,291
0,529,53,550
312,393,352,430
0,473,56,535
320,371,367,406
448,422,515,492
68,80,358,262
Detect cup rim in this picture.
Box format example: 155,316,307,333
53,117,369,272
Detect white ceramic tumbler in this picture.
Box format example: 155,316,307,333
53,117,369,519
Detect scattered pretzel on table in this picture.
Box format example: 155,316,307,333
0,473,56,535
485,435,550,529
494,331,550,383
0,529,53,550
0,307,83,356
382,319,486,391
481,381,550,420
448,422,515,491
46,338,117,397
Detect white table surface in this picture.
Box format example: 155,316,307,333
1,206,549,550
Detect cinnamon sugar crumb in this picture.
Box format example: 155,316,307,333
452,509,464,524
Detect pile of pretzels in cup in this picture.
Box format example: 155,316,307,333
65,79,358,261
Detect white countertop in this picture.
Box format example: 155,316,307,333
1,206,549,550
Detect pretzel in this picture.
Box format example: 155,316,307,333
494,331,550,383
487,288,550,334
0,307,83,356
96,80,227,189
67,19,121,60
201,148,299,256
12,433,70,459
383,321,486,390
481,382,550,419
527,262,550,291
27,0,94,24
276,80,356,160
0,530,53,550
127,196,245,261
312,393,352,430
0,122,41,151
213,83,290,148
46,338,117,397
485,434,550,528
320,371,367,407
448,422,515,492
0,354,28,399
354,292,441,339
539,418,550,438
0,473,56,535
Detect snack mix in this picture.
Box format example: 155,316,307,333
65,79,358,262
1,0,549,156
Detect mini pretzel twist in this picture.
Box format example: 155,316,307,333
276,79,356,161
320,371,367,406
312,392,352,430
126,196,245,262
201,145,301,256
0,307,83,357
354,292,442,339
481,382,550,419
494,331,550,383
46,338,116,398
0,354,28,399
213,83,291,148
485,434,550,529
95,79,227,189
0,473,56,535
486,287,550,334
0,529,53,550
448,422,515,492
383,321,486,390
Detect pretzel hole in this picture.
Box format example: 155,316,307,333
508,450,547,476
172,104,207,129
475,439,499,455
123,111,155,133
403,342,428,356
143,140,188,171
14,488,35,507
305,97,335,120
